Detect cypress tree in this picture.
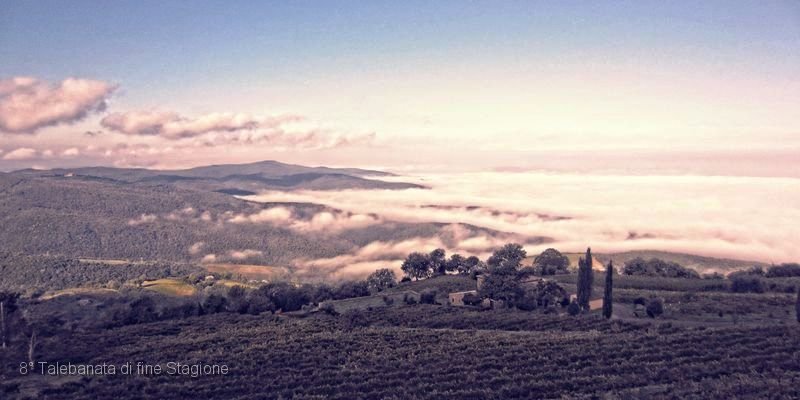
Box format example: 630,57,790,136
577,247,593,310
796,289,800,323
603,260,613,319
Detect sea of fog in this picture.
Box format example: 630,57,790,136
245,171,800,273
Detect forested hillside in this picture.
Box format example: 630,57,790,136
0,171,536,270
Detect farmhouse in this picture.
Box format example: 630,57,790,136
449,290,477,306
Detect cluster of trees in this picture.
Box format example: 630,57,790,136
474,244,575,312
727,264,800,293
401,246,578,282
0,268,401,355
401,249,483,280
399,244,616,318
219,268,399,315
764,263,800,278
0,253,204,294
622,257,701,279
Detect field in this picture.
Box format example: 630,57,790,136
202,263,291,281
3,271,800,399
3,310,798,399
39,288,119,300
141,279,198,297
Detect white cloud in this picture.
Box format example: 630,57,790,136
100,110,299,139
2,147,38,160
229,249,263,260
247,171,800,264
0,77,115,133
127,213,158,226
228,206,381,233
188,242,205,255
62,147,80,156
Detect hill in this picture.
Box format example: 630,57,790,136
0,172,538,275
595,250,767,274
12,160,422,192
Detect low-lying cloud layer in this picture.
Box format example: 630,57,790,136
227,206,381,233
246,171,800,265
0,77,115,133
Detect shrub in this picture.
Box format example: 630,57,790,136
515,291,538,311
646,298,664,318
420,290,438,304
343,310,369,329
319,303,339,316
766,263,800,278
567,301,581,316
730,276,764,293
462,292,482,306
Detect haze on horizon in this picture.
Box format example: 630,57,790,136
0,1,798,176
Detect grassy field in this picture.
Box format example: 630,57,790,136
141,279,197,297
39,287,119,300
202,263,290,281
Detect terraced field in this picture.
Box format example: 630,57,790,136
6,309,798,400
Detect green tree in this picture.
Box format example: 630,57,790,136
603,260,613,319
478,273,523,306
487,243,526,273
577,247,594,310
429,248,447,275
646,298,664,318
445,254,465,274
533,248,570,275
478,244,531,307
401,252,432,280
366,268,397,293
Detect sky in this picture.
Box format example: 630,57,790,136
1,1,799,174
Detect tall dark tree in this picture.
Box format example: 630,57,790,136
796,289,800,324
577,247,594,310
603,260,613,319
0,292,20,349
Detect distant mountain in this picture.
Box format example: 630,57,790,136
12,160,424,192
172,160,395,179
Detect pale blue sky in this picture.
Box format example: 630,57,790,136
0,1,798,172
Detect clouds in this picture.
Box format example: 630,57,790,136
2,147,38,160
246,171,800,265
100,110,276,139
0,75,379,170
0,77,115,133
227,206,381,233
